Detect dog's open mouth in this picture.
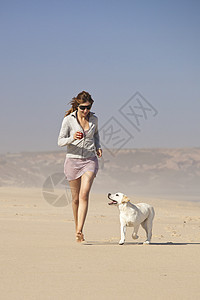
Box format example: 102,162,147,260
108,194,118,205
108,200,118,205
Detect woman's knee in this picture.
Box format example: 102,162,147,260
79,192,89,202
72,195,79,205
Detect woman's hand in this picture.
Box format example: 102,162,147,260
96,148,102,158
74,131,83,140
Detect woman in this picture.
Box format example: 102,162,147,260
58,91,102,242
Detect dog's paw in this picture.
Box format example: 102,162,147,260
143,241,150,245
119,240,125,245
132,234,139,240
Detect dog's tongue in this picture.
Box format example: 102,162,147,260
108,201,115,205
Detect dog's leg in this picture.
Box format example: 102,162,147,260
144,208,155,244
132,225,140,240
119,224,126,245
141,217,153,244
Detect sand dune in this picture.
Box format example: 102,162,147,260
0,148,199,200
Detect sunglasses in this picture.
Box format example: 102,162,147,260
78,104,92,110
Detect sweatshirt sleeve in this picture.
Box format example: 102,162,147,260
57,117,74,147
94,117,101,150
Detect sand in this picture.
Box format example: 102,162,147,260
0,187,200,299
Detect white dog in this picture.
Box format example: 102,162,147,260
108,192,155,245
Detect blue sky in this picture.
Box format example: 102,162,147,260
1,0,200,153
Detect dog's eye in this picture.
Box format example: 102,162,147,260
116,194,119,196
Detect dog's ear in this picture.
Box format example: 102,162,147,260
122,195,130,203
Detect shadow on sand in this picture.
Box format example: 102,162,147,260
83,241,200,246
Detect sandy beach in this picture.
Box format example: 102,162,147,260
0,187,200,299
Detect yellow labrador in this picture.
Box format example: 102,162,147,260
108,192,155,245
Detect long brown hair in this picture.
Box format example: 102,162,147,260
65,91,94,117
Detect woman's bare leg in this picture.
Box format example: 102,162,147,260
77,171,95,234
69,177,81,232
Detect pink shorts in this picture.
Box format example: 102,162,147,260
64,156,99,181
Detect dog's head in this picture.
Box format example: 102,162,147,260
108,192,130,206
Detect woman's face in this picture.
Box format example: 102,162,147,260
77,101,92,117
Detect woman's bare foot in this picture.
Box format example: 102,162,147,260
76,232,85,242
